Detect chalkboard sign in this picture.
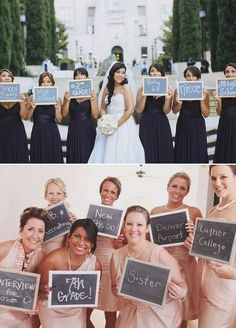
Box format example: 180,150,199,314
142,77,168,96
86,203,124,238
149,208,190,247
118,258,171,307
177,81,204,100
0,83,21,102
189,218,236,264
33,86,58,105
0,269,40,312
48,270,100,308
68,79,92,98
44,202,72,242
216,78,236,97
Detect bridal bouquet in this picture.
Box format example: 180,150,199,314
97,114,118,136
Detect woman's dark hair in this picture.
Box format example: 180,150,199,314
224,63,236,74
124,205,150,226
99,176,122,198
184,66,201,80
38,72,55,86
209,165,236,175
106,62,127,105
73,67,89,79
20,207,50,231
69,219,98,253
148,63,165,76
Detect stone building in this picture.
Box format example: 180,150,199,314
54,0,173,67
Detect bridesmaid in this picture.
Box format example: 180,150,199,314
185,165,236,327
172,66,209,163
0,68,29,163
214,63,236,162
0,207,49,327
151,172,202,328
135,63,174,163
27,72,63,163
62,67,98,163
42,177,76,255
38,219,101,328
87,177,126,328
111,205,188,328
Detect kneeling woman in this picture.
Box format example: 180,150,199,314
110,205,188,328
38,219,101,328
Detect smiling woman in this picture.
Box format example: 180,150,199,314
37,219,101,328
0,207,49,327
198,165,236,328
110,205,188,328
0,69,29,163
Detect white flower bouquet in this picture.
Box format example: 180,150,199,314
97,114,118,136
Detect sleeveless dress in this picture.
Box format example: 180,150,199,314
88,93,145,163
94,236,125,312
30,105,63,163
198,203,236,328
0,240,42,328
151,206,200,321
112,242,182,328
66,99,96,163
38,253,97,328
213,98,236,163
139,96,174,163
0,103,28,163
174,100,208,163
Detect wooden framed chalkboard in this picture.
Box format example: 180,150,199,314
68,79,92,98
33,86,58,105
48,270,100,308
118,258,171,307
177,81,204,100
142,77,168,96
0,83,21,102
189,218,236,264
149,208,190,247
216,78,236,98
86,203,124,238
0,269,40,312
44,202,72,242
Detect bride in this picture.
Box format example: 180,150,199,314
88,62,145,163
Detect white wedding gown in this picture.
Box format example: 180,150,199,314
88,93,145,163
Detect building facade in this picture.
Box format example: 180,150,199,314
54,0,173,67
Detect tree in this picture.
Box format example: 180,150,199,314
55,19,69,59
9,0,23,75
215,0,236,71
172,0,180,62
25,0,48,64
172,0,201,62
159,16,173,59
206,0,218,71
49,0,57,63
0,0,13,68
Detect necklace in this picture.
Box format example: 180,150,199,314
127,243,146,259
165,203,184,211
215,198,236,211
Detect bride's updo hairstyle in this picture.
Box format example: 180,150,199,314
107,62,128,105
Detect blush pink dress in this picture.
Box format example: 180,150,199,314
94,236,126,311
0,240,42,328
38,253,97,328
151,205,200,321
198,203,236,328
112,241,183,328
